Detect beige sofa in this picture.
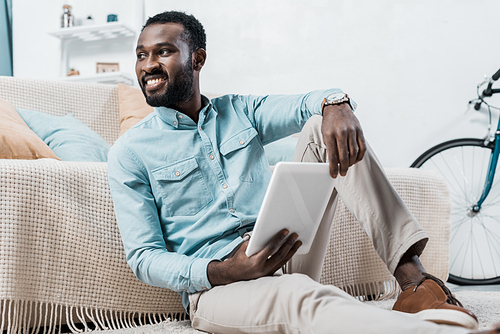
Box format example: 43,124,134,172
0,76,451,334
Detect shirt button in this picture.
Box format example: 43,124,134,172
202,287,207,290
239,140,245,145
175,171,181,177
183,289,187,292
230,208,235,213
178,114,183,119
198,126,202,130
222,184,228,189
173,121,177,125
209,155,215,160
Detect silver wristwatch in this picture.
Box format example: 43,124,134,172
323,92,356,111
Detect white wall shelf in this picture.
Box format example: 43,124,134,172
49,22,136,85
48,22,135,42
62,71,134,85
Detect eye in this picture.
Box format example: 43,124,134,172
159,49,172,56
136,52,147,60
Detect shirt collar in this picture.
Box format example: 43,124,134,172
154,95,212,128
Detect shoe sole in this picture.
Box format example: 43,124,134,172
394,309,479,330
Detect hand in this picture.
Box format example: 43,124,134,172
321,103,366,178
207,229,302,286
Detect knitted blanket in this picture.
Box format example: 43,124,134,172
0,159,186,334
0,159,450,334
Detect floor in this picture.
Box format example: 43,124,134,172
448,282,500,292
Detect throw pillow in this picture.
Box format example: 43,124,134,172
0,98,59,160
17,109,111,162
117,83,154,136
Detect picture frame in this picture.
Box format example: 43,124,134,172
96,62,119,73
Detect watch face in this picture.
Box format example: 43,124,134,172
326,92,347,102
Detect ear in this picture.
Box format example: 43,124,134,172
192,48,206,72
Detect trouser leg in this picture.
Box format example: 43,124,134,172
189,274,468,334
189,116,439,334
287,115,428,276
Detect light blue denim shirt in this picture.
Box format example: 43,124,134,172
107,89,342,311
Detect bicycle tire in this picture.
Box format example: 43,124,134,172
411,138,500,285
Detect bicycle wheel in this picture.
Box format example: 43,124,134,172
411,138,500,285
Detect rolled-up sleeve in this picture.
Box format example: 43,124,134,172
107,141,212,294
240,89,343,145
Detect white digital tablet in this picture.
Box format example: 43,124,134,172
245,162,336,257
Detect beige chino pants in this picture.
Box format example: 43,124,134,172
189,115,467,334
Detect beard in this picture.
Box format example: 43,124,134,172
140,62,194,108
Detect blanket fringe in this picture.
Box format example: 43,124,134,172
340,279,401,301
0,299,187,334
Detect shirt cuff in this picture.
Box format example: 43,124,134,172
190,257,213,293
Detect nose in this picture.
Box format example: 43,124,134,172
142,54,160,73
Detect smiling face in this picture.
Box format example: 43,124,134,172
135,23,195,108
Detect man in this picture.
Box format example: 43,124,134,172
108,10,492,334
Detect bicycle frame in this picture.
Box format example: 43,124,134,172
474,127,500,212
470,70,500,213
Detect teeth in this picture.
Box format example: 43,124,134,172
146,78,164,86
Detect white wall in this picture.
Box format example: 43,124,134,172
13,0,500,167
13,0,142,81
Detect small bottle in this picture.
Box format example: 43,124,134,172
61,5,74,28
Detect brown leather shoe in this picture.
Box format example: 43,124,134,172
392,273,479,330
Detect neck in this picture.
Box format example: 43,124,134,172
171,94,202,124
169,80,202,124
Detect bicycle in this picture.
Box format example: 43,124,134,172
411,67,500,285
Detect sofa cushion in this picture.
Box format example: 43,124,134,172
17,109,111,162
118,83,154,136
0,98,59,160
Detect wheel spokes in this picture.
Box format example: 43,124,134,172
417,140,500,282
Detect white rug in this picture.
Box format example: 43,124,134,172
91,291,500,333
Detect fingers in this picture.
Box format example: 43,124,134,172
325,131,351,178
267,238,302,276
348,133,359,166
257,229,302,275
327,137,340,178
259,229,290,259
356,131,367,164
268,232,298,263
322,104,366,177
224,231,301,282
325,127,366,177
336,134,349,177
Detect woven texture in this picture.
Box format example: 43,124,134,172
0,76,120,145
0,161,449,331
0,159,185,310
321,167,450,298
0,76,450,333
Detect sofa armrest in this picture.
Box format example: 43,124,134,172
0,159,185,332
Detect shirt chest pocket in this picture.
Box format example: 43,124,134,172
152,157,213,217
220,127,267,182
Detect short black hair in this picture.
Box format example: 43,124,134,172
142,11,206,53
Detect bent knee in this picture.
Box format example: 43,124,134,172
301,115,323,137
